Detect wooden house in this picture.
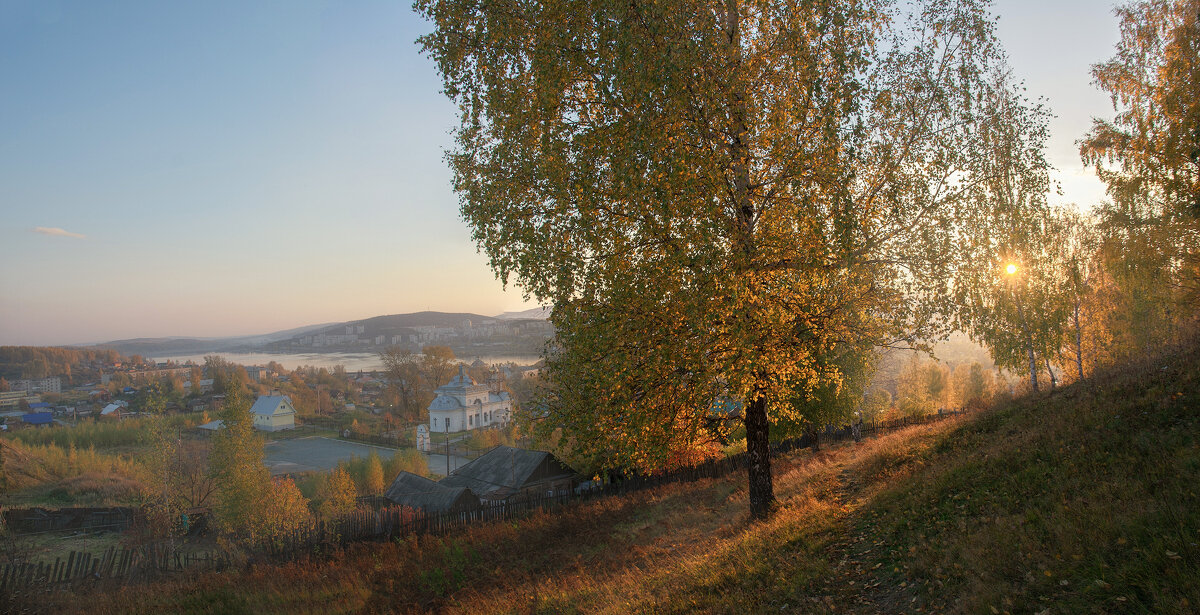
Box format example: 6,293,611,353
439,445,577,502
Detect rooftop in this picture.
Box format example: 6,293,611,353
439,445,576,498
384,471,479,513
249,395,294,416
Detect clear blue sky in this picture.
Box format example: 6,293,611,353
0,0,1122,346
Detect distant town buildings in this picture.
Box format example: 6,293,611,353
120,366,193,381
244,366,271,382
182,379,214,394
0,391,39,408
10,377,61,394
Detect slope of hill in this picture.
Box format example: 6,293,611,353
35,343,1199,614
495,306,551,320
86,322,338,356
87,312,503,355
333,311,493,331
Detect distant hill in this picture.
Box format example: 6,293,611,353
326,311,494,332
86,310,555,356
495,306,551,320
86,322,338,356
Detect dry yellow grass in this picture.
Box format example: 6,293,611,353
33,418,963,614
438,421,962,615
29,344,1200,614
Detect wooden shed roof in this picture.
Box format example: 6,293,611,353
384,471,479,513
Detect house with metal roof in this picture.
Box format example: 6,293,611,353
439,445,578,502
427,365,512,433
21,412,54,427
384,471,480,514
249,395,296,431
196,419,225,431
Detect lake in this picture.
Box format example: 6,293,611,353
151,350,541,372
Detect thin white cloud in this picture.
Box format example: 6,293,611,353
33,226,86,239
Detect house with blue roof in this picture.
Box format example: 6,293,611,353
22,412,54,427
249,395,296,432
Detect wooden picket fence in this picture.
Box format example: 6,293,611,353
0,408,968,597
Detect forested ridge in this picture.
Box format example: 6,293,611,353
0,347,123,383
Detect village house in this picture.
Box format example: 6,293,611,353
197,395,295,432
249,395,297,431
21,411,54,428
100,401,128,419
439,445,578,502
383,471,480,514
427,365,512,433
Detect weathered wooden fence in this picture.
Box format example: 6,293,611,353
2,507,136,535
0,543,230,597
0,408,968,597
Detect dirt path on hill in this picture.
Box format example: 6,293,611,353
815,467,917,614
801,419,967,615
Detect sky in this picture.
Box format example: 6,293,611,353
0,0,1123,346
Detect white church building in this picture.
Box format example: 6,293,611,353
428,365,512,433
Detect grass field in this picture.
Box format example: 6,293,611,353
23,342,1200,614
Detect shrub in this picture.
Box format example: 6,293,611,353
384,448,429,480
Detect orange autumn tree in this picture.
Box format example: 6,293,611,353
419,0,1045,519
248,477,313,544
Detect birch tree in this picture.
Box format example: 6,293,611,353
419,0,1043,519
208,386,270,535
1059,208,1101,381
1082,0,1200,332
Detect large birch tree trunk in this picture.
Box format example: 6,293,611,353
744,395,774,520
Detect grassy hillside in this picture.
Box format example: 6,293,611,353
29,343,1200,614
1,437,147,509
849,342,1199,614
